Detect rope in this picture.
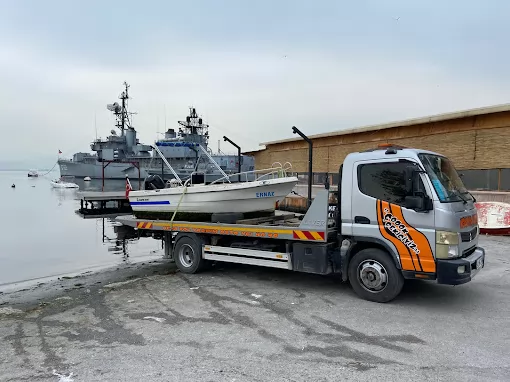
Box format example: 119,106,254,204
145,153,155,183
290,190,307,198
39,161,59,176
168,186,188,230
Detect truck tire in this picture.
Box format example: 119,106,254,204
173,235,207,274
347,248,404,303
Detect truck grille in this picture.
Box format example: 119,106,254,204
460,227,478,242
462,246,476,257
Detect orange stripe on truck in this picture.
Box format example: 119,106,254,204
377,200,416,271
293,230,325,241
390,205,436,273
377,200,436,273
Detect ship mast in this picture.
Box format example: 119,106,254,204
177,107,209,144
107,81,132,137
120,81,129,137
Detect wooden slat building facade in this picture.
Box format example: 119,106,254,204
245,104,510,191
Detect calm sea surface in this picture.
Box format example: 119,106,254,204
0,170,163,290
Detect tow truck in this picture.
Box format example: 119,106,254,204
116,140,485,303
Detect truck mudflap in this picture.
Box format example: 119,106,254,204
436,247,485,285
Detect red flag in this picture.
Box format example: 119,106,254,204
58,150,62,154
125,177,132,199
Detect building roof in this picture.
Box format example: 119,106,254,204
260,103,510,146
241,148,265,155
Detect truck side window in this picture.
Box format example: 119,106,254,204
358,162,424,206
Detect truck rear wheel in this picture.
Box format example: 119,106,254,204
173,235,207,274
347,248,404,303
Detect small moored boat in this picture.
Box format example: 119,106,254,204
28,169,39,177
50,178,80,189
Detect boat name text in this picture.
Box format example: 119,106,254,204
256,191,275,198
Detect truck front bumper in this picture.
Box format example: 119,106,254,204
436,247,485,285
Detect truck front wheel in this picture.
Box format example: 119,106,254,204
347,248,404,303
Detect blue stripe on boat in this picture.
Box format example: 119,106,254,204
130,201,170,205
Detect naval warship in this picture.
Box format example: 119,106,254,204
58,83,255,182
147,107,256,182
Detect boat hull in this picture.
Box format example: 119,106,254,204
475,201,510,235
128,177,299,214
50,181,79,189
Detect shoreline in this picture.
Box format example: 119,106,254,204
0,258,175,311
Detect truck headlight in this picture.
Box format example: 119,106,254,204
436,231,460,259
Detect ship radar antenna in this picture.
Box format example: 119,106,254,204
105,82,137,136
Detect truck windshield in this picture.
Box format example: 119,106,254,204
418,153,473,203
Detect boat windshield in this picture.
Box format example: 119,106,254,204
418,153,473,203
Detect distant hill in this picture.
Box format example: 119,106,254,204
0,157,58,171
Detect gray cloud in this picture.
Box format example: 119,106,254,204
0,0,509,167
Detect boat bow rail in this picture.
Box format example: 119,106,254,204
209,162,293,185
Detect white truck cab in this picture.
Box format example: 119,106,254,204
337,144,485,301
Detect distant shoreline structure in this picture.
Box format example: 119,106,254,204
0,168,56,172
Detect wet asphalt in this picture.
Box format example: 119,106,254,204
0,235,509,382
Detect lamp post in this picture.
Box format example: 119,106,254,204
223,136,242,182
292,126,313,208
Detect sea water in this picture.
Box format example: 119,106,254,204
0,170,163,289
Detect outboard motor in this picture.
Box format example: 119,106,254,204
144,175,166,190
191,172,205,185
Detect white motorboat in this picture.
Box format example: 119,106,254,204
50,178,80,189
129,176,298,214
28,169,39,177
127,144,298,216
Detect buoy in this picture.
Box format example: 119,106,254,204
11,184,15,188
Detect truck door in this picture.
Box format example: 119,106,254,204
351,159,437,274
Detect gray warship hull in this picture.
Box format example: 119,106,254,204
146,167,256,183
58,159,149,180
58,159,252,182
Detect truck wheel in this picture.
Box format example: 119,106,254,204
173,235,207,274
347,248,404,303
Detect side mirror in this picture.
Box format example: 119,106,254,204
405,195,423,210
404,166,415,194
405,195,433,212
404,164,433,212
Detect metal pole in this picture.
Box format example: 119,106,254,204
223,136,241,182
102,161,111,192
137,162,141,189
292,126,313,208
151,144,183,184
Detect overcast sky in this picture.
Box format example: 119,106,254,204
1,0,509,165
